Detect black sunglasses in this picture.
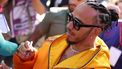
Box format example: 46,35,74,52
67,13,103,31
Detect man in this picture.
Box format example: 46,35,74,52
28,0,86,46
13,2,112,69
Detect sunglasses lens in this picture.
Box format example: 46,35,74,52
67,13,102,31
68,13,81,30
73,19,82,30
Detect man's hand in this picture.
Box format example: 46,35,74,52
0,63,10,69
17,41,36,60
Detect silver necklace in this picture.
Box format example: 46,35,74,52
70,46,79,53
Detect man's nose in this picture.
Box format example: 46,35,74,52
67,21,74,30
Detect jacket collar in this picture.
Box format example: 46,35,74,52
49,34,102,69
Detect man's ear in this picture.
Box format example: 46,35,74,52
94,28,101,35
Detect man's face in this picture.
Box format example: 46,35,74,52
68,0,86,12
117,2,122,18
66,3,99,44
0,0,8,7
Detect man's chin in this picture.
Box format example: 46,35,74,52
66,39,76,45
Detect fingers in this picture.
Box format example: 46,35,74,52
18,42,25,55
0,63,9,69
17,41,35,60
0,64,2,69
24,41,30,49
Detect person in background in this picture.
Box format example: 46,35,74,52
1,0,45,68
115,1,122,69
99,0,122,69
0,25,18,69
32,0,46,15
116,0,122,19
13,1,115,69
0,31,18,60
0,0,18,68
99,4,120,48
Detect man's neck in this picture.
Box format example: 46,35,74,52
59,40,95,62
73,37,96,52
59,36,96,62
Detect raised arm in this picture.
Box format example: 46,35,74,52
0,32,18,56
32,0,46,15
